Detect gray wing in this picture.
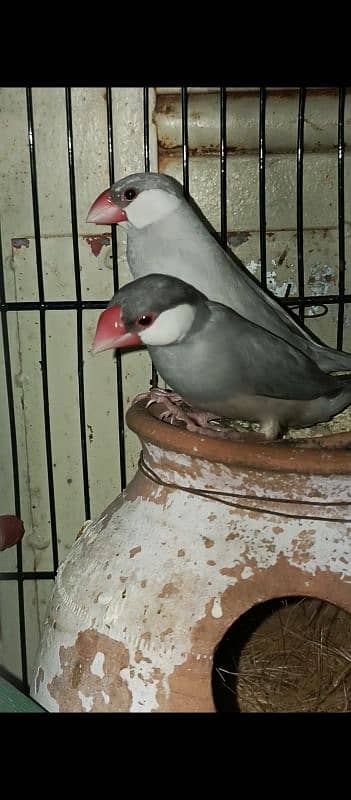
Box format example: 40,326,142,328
209,303,339,402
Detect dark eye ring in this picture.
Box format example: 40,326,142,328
124,188,137,202
137,314,153,327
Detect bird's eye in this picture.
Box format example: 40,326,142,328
137,313,155,328
123,188,137,202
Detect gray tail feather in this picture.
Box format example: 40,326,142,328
314,345,351,373
338,374,351,391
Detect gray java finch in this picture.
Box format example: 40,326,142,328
92,273,351,441
87,171,351,374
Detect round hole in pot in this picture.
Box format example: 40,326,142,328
212,597,351,713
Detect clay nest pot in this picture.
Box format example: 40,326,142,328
127,400,351,476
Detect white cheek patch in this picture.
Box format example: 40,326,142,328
126,189,181,229
139,304,196,346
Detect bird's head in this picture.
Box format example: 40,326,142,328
86,173,184,229
92,273,205,354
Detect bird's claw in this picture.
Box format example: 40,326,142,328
146,398,157,410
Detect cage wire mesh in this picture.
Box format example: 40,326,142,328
0,86,350,696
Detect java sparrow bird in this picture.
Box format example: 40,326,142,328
87,172,351,374
92,273,351,441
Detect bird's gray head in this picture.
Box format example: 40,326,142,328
86,173,184,229
92,273,207,353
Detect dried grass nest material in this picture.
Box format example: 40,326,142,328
215,598,351,713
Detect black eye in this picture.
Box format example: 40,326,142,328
137,314,154,327
123,188,137,202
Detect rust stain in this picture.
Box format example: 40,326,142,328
48,629,132,712
207,513,217,522
225,532,236,541
141,579,147,588
129,545,141,559
177,549,185,557
158,582,179,598
273,526,284,534
202,536,214,549
207,560,216,566
84,234,111,257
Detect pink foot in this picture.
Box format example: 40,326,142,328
133,389,219,429
132,389,269,442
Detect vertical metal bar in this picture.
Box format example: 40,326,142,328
296,87,306,322
219,87,227,247
65,88,90,519
259,87,267,290
143,86,158,388
337,87,346,351
0,223,28,691
26,89,59,573
143,87,150,174
181,87,189,197
105,88,127,490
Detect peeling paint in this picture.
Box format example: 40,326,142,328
246,259,297,299
83,234,111,257
78,691,94,712
211,598,223,618
90,651,105,678
11,237,30,249
241,567,254,580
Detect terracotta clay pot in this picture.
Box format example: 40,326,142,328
30,403,351,712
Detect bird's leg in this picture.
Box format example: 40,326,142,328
133,390,280,443
132,389,215,428
133,389,222,429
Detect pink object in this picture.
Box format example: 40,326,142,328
0,515,25,551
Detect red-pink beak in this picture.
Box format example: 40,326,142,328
86,188,128,225
92,306,141,354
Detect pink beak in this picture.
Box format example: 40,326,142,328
86,188,128,225
92,306,142,354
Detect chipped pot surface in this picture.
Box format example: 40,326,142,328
31,404,351,712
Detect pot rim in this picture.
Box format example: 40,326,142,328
126,402,351,475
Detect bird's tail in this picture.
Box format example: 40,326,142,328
313,344,351,374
